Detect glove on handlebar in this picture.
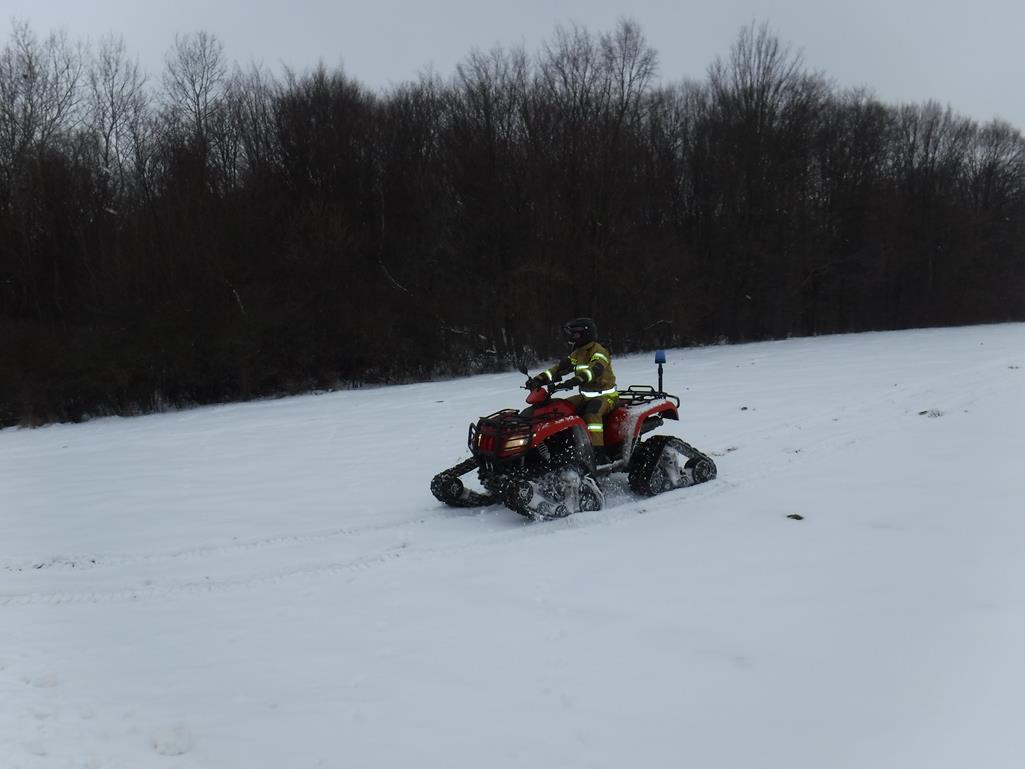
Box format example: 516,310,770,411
527,373,575,390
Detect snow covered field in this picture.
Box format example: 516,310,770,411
2,324,1023,769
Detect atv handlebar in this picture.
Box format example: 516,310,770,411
524,377,577,405
524,379,576,393
524,375,576,392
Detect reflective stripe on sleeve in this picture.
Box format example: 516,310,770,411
587,424,604,432
574,364,593,382
581,387,618,398
590,352,609,364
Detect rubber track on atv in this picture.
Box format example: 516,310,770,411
627,436,717,497
501,463,604,521
431,458,497,507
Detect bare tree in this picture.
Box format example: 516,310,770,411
708,21,808,131
0,20,84,173
454,44,529,150
536,23,604,125
599,19,658,129
86,34,148,198
162,31,226,141
226,63,278,178
967,119,1025,212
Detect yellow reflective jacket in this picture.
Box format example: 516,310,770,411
541,341,617,397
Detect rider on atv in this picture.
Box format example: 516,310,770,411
527,318,618,465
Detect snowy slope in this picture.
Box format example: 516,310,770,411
2,324,1023,769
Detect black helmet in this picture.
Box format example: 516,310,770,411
563,317,597,348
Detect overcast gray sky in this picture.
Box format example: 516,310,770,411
5,0,1023,130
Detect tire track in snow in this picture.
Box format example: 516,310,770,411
0,511,435,573
0,545,410,606
0,480,734,606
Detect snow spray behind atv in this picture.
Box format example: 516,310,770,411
430,350,717,520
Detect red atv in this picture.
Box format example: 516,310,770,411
430,351,717,520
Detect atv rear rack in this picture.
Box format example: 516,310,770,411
616,385,680,408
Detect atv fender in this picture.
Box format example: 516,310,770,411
605,400,679,446
530,415,587,446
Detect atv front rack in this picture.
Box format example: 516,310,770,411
468,408,564,459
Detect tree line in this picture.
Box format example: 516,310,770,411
1,20,1023,425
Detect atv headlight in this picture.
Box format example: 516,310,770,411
502,434,530,451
